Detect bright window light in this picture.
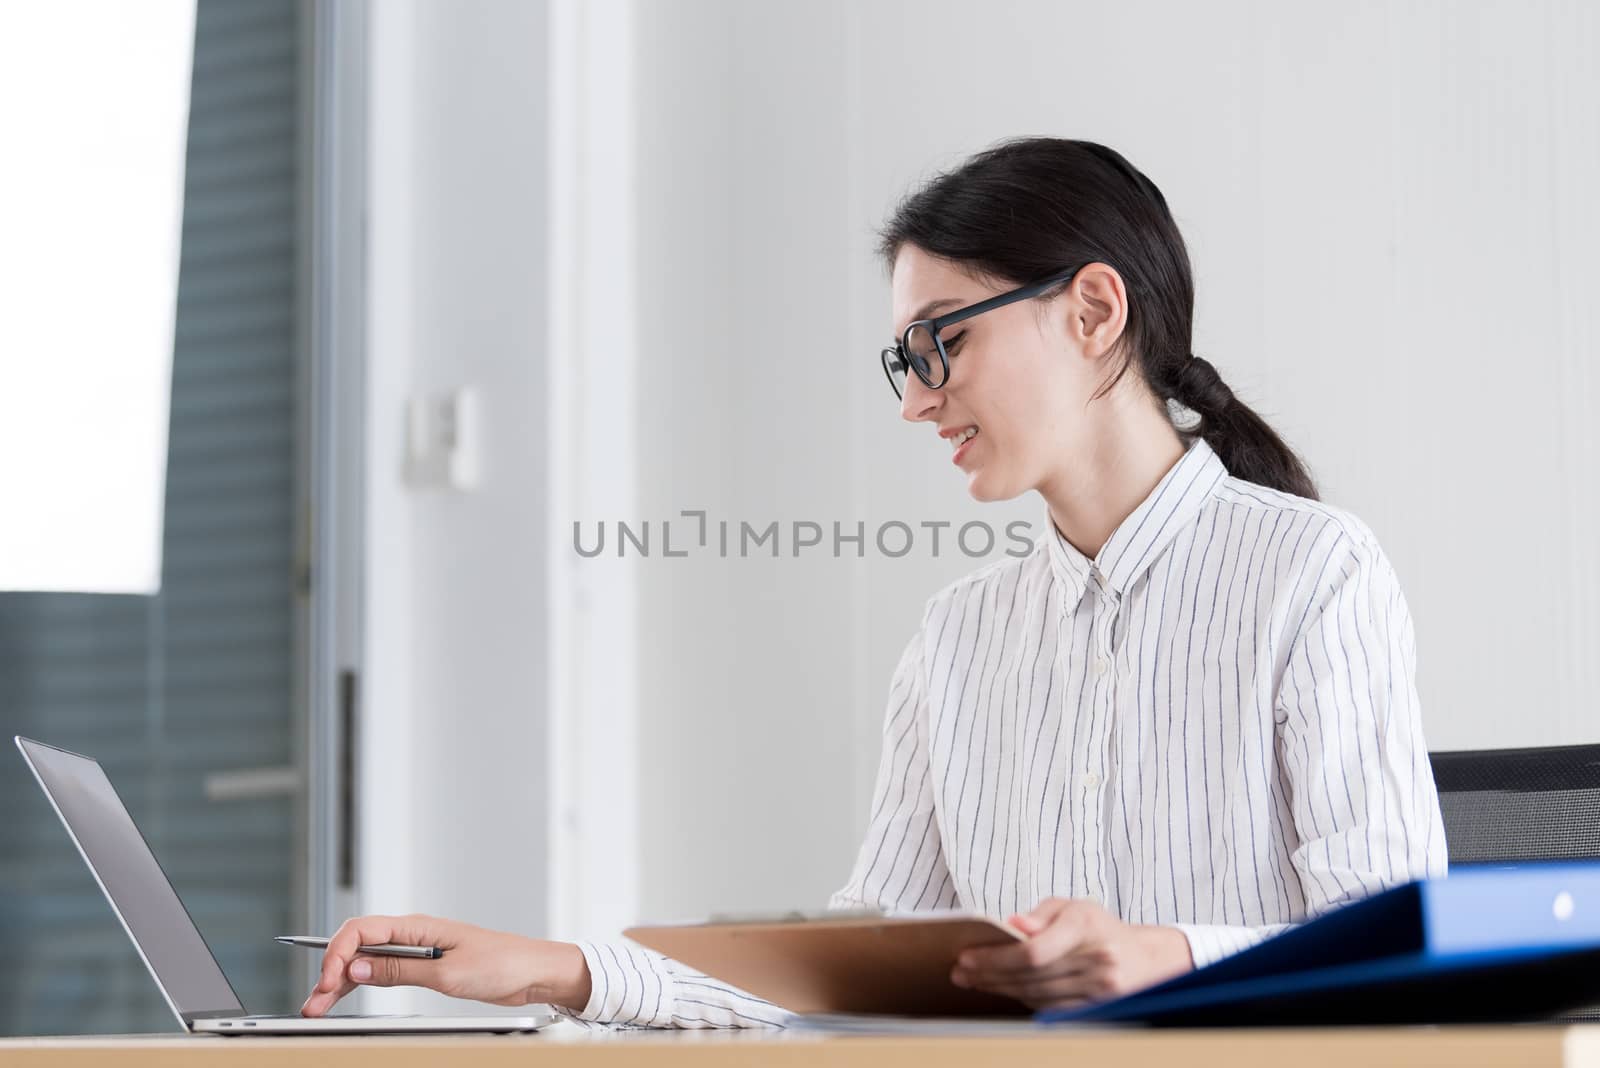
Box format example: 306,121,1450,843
0,0,196,594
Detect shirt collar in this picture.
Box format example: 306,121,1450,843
1042,436,1228,606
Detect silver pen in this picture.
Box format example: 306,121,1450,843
275,935,444,959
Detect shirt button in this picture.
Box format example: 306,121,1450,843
1084,772,1103,788
1094,655,1110,676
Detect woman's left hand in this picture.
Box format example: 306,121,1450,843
950,898,1194,1011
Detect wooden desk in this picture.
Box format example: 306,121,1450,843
2,1024,1599,1067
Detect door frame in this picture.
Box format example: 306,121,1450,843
298,0,368,1000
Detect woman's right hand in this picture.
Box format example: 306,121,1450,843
299,913,592,1018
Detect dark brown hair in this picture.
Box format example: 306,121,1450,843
878,137,1318,500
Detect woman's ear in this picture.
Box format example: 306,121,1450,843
1064,262,1129,360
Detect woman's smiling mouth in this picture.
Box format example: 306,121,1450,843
944,424,980,464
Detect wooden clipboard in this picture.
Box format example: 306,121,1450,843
623,911,1031,1016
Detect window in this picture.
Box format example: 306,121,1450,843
0,0,307,1035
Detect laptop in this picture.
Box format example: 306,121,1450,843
14,736,558,1035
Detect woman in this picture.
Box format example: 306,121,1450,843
300,138,1447,1027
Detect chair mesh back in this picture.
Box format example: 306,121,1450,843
1429,744,1600,1021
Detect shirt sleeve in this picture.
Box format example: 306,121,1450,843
827,628,961,912
551,626,951,1028
549,940,795,1029
1177,532,1449,970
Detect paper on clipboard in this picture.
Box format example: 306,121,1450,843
624,908,1031,1017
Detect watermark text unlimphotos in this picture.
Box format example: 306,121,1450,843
574,511,1037,560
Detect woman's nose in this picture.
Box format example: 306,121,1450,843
900,373,942,423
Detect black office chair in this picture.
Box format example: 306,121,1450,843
1429,743,1600,1021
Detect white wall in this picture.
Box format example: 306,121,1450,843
623,0,1600,922
544,0,642,947
361,0,550,1014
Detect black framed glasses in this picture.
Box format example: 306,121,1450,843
880,265,1082,400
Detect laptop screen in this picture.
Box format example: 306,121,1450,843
16,737,245,1023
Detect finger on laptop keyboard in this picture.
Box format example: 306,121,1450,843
300,978,355,1018
315,915,399,998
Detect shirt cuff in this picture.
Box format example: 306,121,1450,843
549,940,668,1028
1170,923,1288,970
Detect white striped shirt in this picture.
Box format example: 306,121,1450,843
558,435,1448,1029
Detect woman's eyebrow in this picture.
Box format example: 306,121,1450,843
913,297,962,321
892,297,964,339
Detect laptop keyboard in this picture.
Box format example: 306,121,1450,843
242,1013,420,1020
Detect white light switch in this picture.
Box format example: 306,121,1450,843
404,387,480,490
